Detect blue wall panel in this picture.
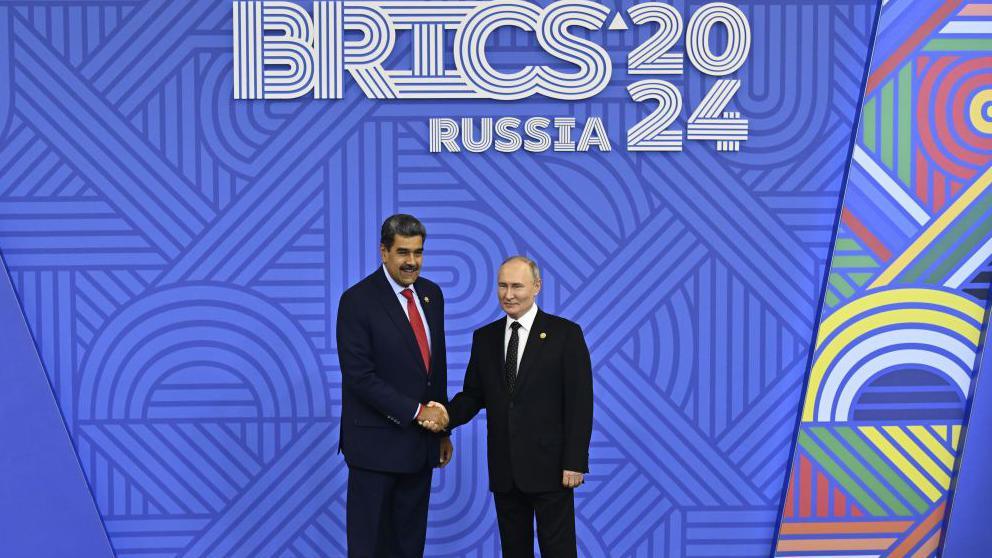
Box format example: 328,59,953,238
0,1,889,556
0,255,114,557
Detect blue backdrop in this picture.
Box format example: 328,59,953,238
0,0,895,556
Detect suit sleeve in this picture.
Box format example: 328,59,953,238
337,291,420,424
446,330,485,429
562,323,593,473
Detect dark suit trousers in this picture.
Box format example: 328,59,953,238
346,465,432,558
493,485,577,558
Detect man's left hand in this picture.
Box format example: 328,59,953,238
438,437,453,468
562,470,584,488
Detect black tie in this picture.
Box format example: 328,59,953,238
505,322,522,394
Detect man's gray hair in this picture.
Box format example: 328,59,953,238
501,255,541,283
380,214,427,249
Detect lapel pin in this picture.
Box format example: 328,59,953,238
423,296,430,304
540,332,547,339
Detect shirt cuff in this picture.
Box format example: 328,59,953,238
413,403,422,421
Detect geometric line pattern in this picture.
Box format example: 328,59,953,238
0,1,880,556
775,0,992,556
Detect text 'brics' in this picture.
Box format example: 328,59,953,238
233,0,752,153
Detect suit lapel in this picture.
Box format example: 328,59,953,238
490,319,509,395
414,278,436,341
512,310,548,395
373,269,428,374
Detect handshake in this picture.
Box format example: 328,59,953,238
416,401,449,433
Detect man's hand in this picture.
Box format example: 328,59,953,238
438,437,453,468
417,401,449,432
562,470,584,489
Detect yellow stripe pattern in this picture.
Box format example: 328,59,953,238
803,306,980,421
870,165,992,288
884,426,950,489
860,426,942,502
816,289,985,348
909,426,955,471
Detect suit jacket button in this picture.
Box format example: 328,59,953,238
427,380,431,387
509,402,514,409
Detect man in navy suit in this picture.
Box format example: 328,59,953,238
336,214,452,558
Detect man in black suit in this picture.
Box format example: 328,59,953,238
442,255,593,557
336,214,452,558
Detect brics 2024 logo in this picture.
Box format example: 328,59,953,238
233,0,752,153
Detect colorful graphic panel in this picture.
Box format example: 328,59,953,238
774,1,992,556
0,0,914,556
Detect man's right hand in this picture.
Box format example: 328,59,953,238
417,401,449,432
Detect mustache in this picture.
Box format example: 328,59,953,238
400,265,419,272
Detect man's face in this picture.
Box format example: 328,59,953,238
381,234,424,287
498,260,541,319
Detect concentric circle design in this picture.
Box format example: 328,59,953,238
970,88,992,135
78,284,327,421
917,57,992,180
803,288,984,422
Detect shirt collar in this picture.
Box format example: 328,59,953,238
506,303,539,332
382,264,416,296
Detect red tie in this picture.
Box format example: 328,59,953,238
401,289,431,374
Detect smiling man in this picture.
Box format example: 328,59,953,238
444,255,593,557
336,214,451,558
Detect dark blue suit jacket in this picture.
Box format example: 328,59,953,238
336,268,448,473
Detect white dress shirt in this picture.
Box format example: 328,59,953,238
382,265,432,420
504,303,538,373
382,265,431,351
